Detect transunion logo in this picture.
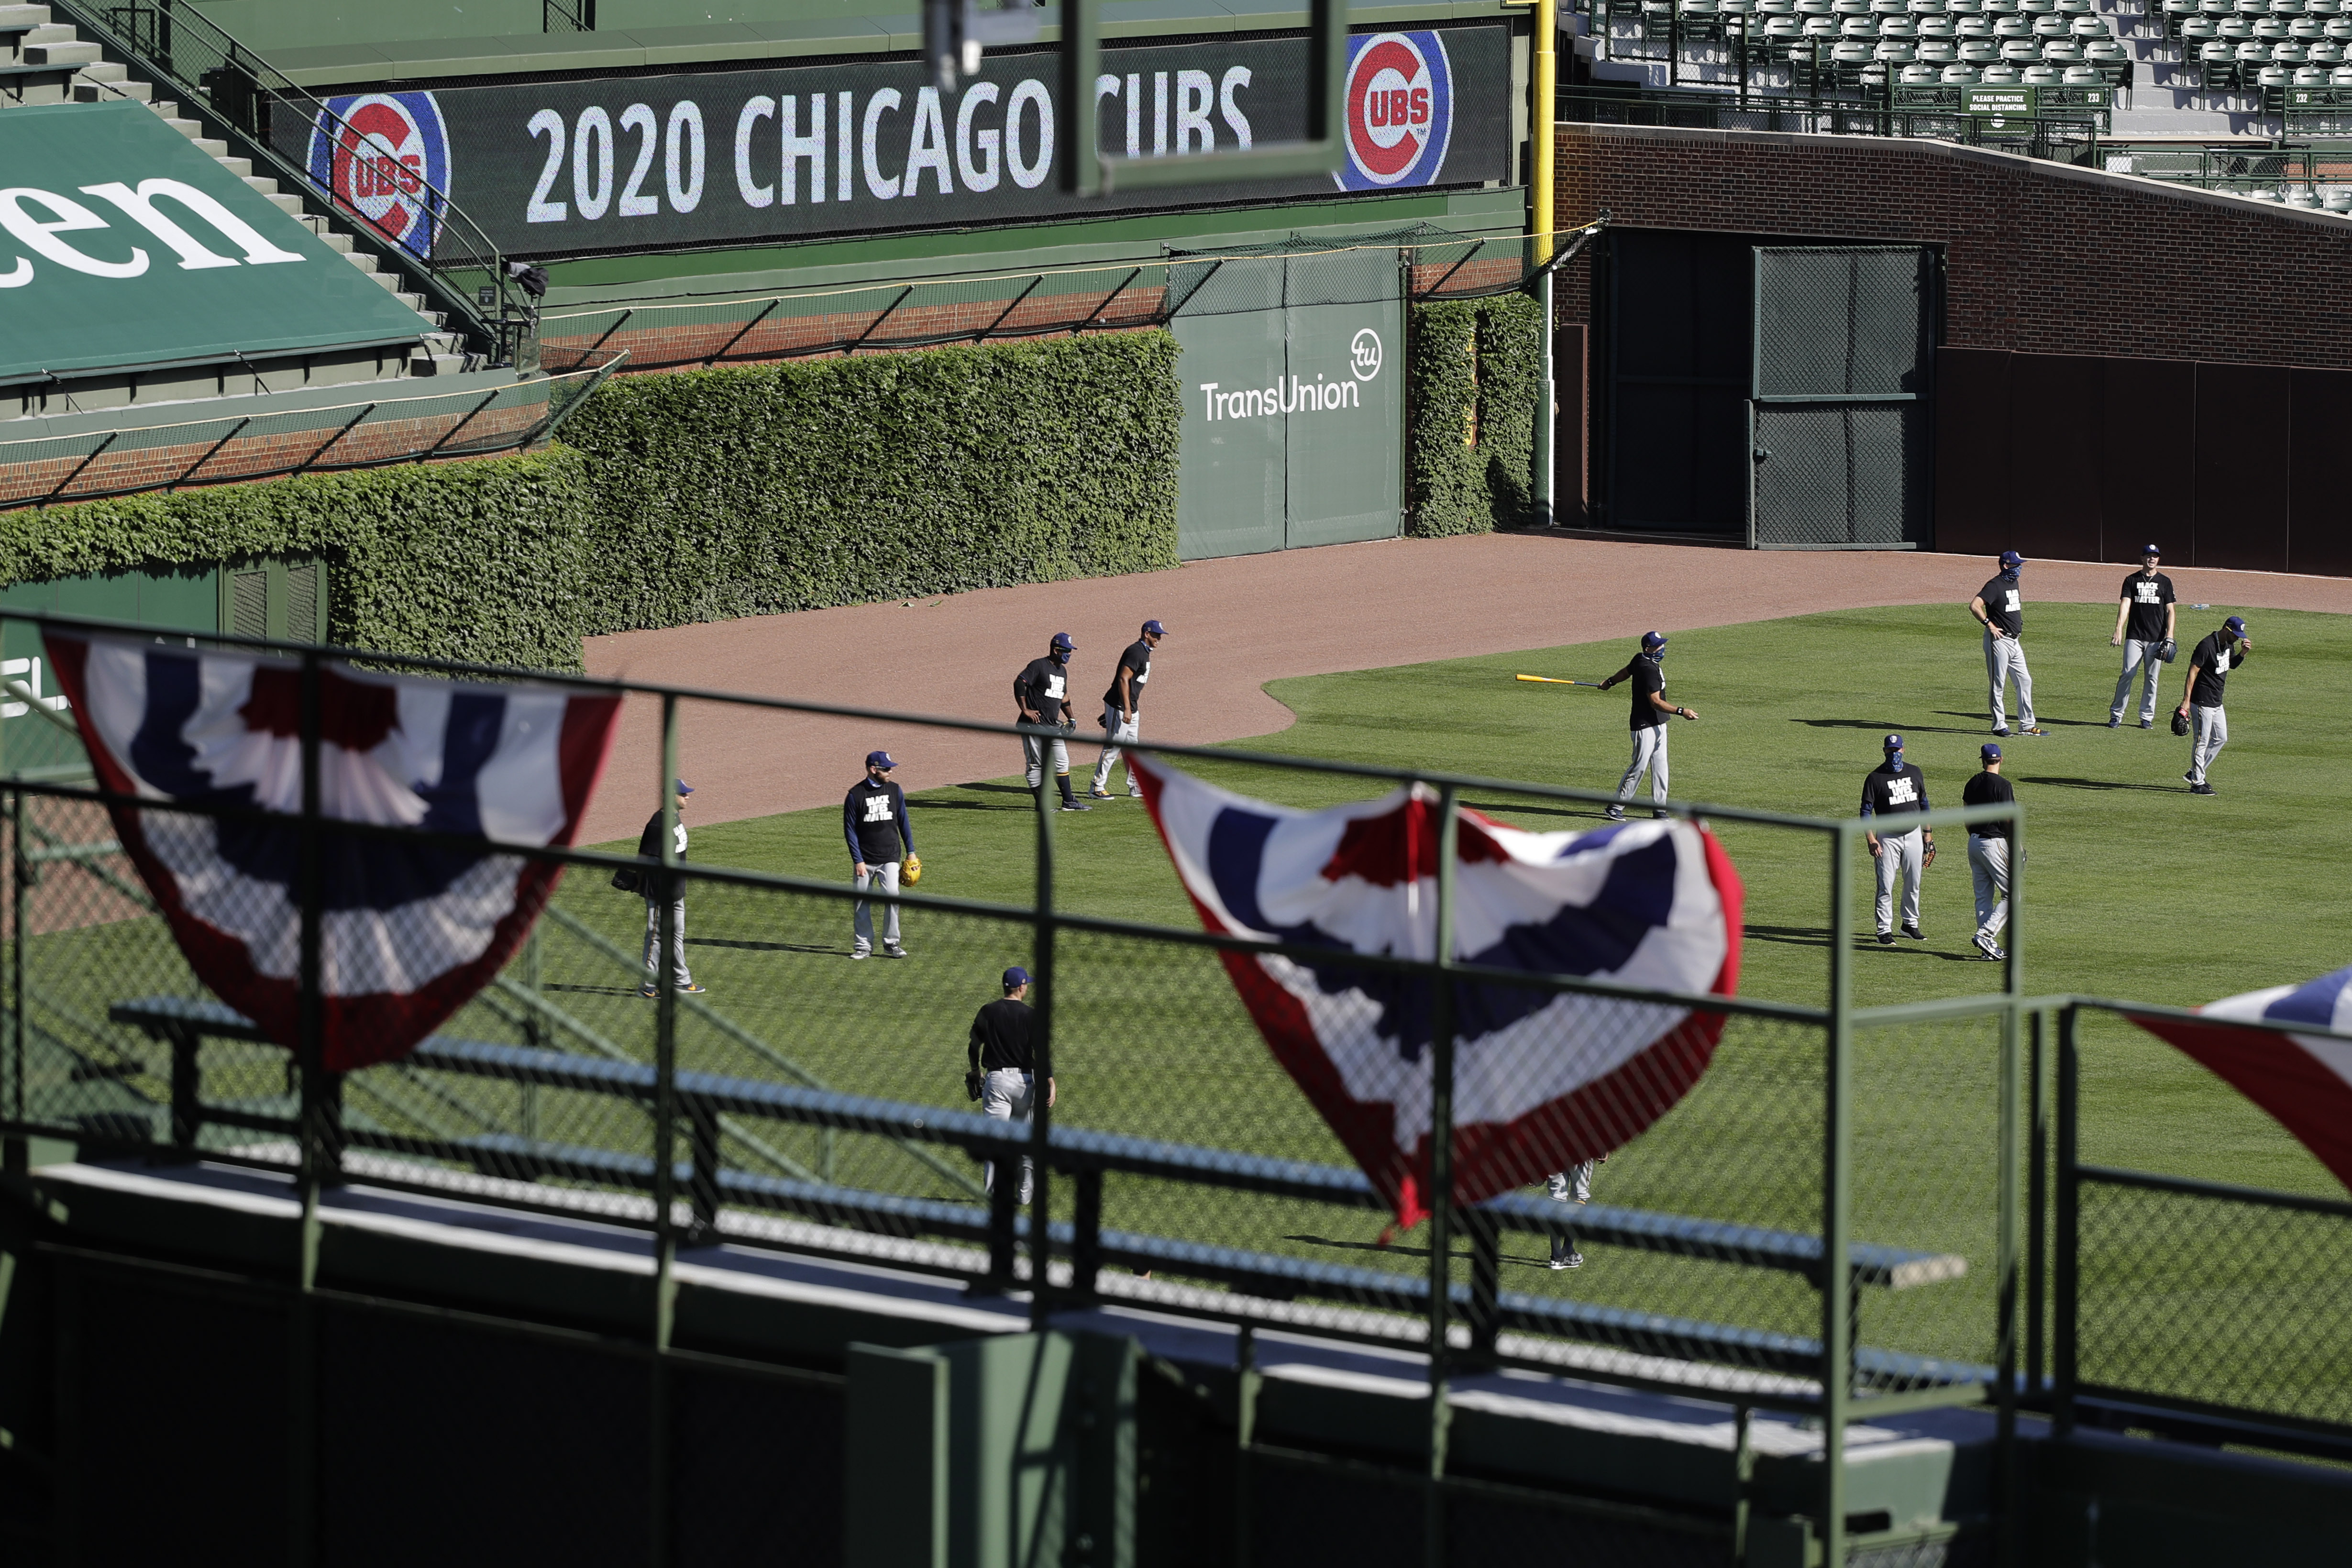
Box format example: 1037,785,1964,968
306,92,450,257
1196,330,1383,422
1334,31,1454,192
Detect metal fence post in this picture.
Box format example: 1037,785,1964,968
1029,754,1058,1330
2027,1008,2048,1402
1424,783,1459,1568
4,786,22,1176
2054,1003,2080,1437
650,692,681,1568
1822,822,1855,1568
288,645,327,1568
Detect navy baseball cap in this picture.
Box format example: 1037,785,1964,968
1641,630,1668,651
1982,742,2003,761
1002,966,1031,990
1999,550,2026,568
674,779,694,795
1143,619,1168,636
2224,615,2249,637
2142,543,2162,557
1050,631,1075,651
1883,733,1904,751
866,751,896,770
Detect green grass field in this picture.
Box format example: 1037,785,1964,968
19,599,2348,1412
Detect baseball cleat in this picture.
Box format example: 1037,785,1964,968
2139,720,2154,729
2107,718,2121,729
1972,931,2001,960
1059,800,1092,812
2017,726,2047,737
1877,930,1896,946
639,984,658,998
2190,783,2216,795
1901,923,1924,941
1548,1249,1583,1271
1088,789,1114,798
678,983,707,994
1605,807,1626,823
883,944,908,959
2183,772,2197,785
850,950,871,961
1990,728,2010,737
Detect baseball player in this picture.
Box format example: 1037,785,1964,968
967,965,1054,1204
845,750,912,960
636,779,706,997
1015,633,1089,813
1545,1158,1601,1270
1969,551,2045,738
1960,742,2015,961
2175,615,2252,796
1861,734,1935,945
2109,544,2177,729
1090,619,1165,799
1598,631,1696,822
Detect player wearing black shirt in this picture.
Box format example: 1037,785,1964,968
1016,632,1089,812
1597,631,1696,822
2176,616,2252,795
1090,618,1166,799
635,780,706,996
1968,550,2043,738
1861,734,1934,945
969,966,1054,1203
2109,545,2177,729
844,750,913,959
1960,743,2016,961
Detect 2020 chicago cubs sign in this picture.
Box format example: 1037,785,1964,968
307,91,452,257
1335,31,1456,192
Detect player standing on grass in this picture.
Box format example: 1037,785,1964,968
1545,1159,1599,1270
1090,619,1165,800
2176,615,2252,796
636,780,706,997
1598,631,1696,822
1969,551,2045,738
1961,743,2015,961
2109,544,2177,729
1862,734,1935,946
967,965,1054,1204
1016,633,1089,813
845,750,911,960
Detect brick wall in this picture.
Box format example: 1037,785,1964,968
1555,123,2352,366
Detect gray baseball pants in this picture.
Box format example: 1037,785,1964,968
2189,704,2227,785
1966,835,2011,943
1873,826,1924,933
2110,639,2166,725
1984,630,2036,730
852,861,901,953
642,895,691,988
982,1068,1037,1204
1615,724,1669,810
1546,1162,1595,1264
1022,722,1072,787
1091,704,1141,795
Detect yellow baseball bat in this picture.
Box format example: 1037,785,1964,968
1515,674,1603,688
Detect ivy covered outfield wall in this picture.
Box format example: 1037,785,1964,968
0,332,1185,670
1406,295,1542,538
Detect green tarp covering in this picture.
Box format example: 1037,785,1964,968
0,101,428,385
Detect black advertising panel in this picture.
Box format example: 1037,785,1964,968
274,26,1511,258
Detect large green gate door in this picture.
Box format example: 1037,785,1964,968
1748,246,1934,548
1171,249,1402,560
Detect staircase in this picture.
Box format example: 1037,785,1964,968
0,3,469,378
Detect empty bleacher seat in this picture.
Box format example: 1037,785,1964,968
1944,58,1983,74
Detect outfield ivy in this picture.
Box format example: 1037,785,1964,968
561,332,1184,634
1405,295,1541,537
0,449,594,670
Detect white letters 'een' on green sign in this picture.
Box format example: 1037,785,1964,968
0,101,431,384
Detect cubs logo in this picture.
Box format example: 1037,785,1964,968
306,92,450,258
1334,31,1455,192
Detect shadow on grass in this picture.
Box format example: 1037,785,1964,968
1465,799,1619,822
916,783,1035,812
1745,923,1831,950
1795,717,1982,734
547,982,646,998
2023,775,2181,794
1286,1234,1472,1261
689,937,839,954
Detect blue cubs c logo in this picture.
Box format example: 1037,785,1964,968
307,92,451,258
1334,31,1455,192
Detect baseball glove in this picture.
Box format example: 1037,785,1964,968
2157,638,2178,663
1921,842,1937,870
2171,711,2191,736
964,1069,984,1102
902,853,922,886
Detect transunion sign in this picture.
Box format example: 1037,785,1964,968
1195,324,1384,422
0,101,430,385
273,26,1509,259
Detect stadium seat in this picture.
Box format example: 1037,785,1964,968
2326,188,2352,210
1872,0,1909,12
1961,36,2003,56
1944,57,1984,74
1844,16,1883,34
1911,0,1950,11
1983,0,2020,12
1920,36,1960,54
2277,39,2311,56
1900,59,1942,76
2032,13,2070,33
2044,40,2087,58
1947,0,1983,10
1877,37,1919,55
1884,16,1921,33
2003,36,2043,56
1798,0,1835,12
1981,59,2024,75
2257,15,2291,34
2296,60,2331,75
2063,61,2102,77
2327,16,2352,34
2260,59,2292,77
2072,13,2113,33
2088,38,2132,59
1995,14,2032,33
2022,60,2062,77
2183,17,2221,38
2311,37,2344,55
1919,15,1957,34
2333,59,2352,74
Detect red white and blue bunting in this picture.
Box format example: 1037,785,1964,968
2128,965,2352,1193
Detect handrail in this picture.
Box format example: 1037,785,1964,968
61,0,522,361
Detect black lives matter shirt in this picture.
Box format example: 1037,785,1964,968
1103,640,1153,716
1016,656,1073,724
968,997,1037,1074
2188,632,2248,708
843,777,911,863
1614,654,1668,730
1861,762,1931,825
1961,769,2015,844
2120,570,2176,643
1979,574,2024,638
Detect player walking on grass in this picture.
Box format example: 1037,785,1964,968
1599,631,1695,822
1862,735,1935,946
1970,551,2044,738
845,750,912,960
2176,615,2252,796
967,966,1053,1204
1545,1159,1600,1270
1961,743,2015,961
1091,619,1165,799
2110,545,2177,729
1016,633,1089,812
636,780,706,997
